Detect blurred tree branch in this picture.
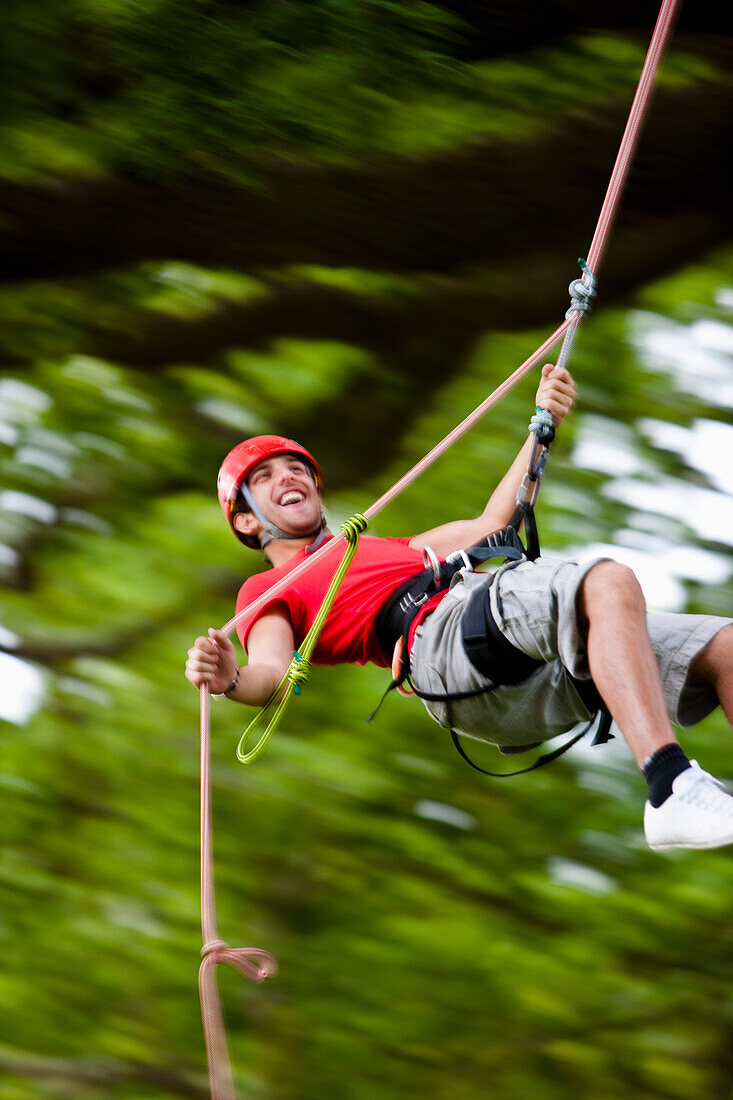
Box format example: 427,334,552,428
0,1050,209,1099
1,84,729,283
438,2,726,61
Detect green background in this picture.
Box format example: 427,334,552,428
0,3,731,1097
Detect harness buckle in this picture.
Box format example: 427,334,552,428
446,548,474,574
516,472,535,507
422,545,442,588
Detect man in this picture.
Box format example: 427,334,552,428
186,365,733,851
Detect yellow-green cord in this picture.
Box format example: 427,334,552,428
236,514,369,764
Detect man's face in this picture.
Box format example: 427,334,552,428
246,453,322,537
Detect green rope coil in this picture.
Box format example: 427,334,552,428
340,513,369,540
236,514,369,764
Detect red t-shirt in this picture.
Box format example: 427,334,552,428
236,535,441,668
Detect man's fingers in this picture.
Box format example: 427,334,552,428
208,628,235,652
535,364,576,429
543,363,572,380
186,628,235,689
541,372,575,390
542,396,575,413
185,629,234,691
540,365,575,393
187,668,213,683
188,643,217,663
187,647,220,681
185,658,213,685
188,650,216,667
541,386,575,403
542,389,572,403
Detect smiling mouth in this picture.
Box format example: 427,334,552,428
278,491,306,506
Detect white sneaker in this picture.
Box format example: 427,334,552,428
644,760,733,851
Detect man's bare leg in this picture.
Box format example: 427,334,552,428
688,623,733,726
577,564,733,850
577,560,677,765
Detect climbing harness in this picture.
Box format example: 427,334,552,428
371,403,613,776
197,0,684,1094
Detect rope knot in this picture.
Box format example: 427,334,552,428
340,513,369,543
201,940,278,981
565,258,597,318
201,938,228,961
528,407,556,444
287,650,311,695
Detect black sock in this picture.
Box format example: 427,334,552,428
642,743,691,808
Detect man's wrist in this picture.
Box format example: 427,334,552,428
223,668,240,697
212,668,240,700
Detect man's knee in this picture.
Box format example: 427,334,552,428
578,560,645,627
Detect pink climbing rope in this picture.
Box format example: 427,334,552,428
197,0,682,1095
586,0,681,277
557,0,682,372
199,686,277,1100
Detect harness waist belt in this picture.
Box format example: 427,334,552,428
376,526,531,660
376,565,543,690
376,571,438,659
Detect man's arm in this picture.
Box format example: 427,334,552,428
185,607,295,706
408,364,576,557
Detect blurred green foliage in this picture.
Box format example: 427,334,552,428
0,0,721,180
2,254,732,1099
1,2,732,1098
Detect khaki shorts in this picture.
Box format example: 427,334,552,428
410,556,729,748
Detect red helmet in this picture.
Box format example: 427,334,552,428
217,435,324,548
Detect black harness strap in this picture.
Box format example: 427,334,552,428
449,713,610,778
461,572,544,686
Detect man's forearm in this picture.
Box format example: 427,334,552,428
408,434,535,556
409,366,574,557
479,434,534,530
224,661,289,707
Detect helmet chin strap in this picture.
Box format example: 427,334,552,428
304,525,331,554
240,484,327,549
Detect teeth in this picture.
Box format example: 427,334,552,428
280,492,304,505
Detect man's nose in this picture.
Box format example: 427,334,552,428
275,466,301,487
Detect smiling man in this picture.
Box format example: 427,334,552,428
186,365,733,852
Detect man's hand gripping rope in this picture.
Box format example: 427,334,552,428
518,361,576,516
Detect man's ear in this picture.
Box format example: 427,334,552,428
233,512,261,538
